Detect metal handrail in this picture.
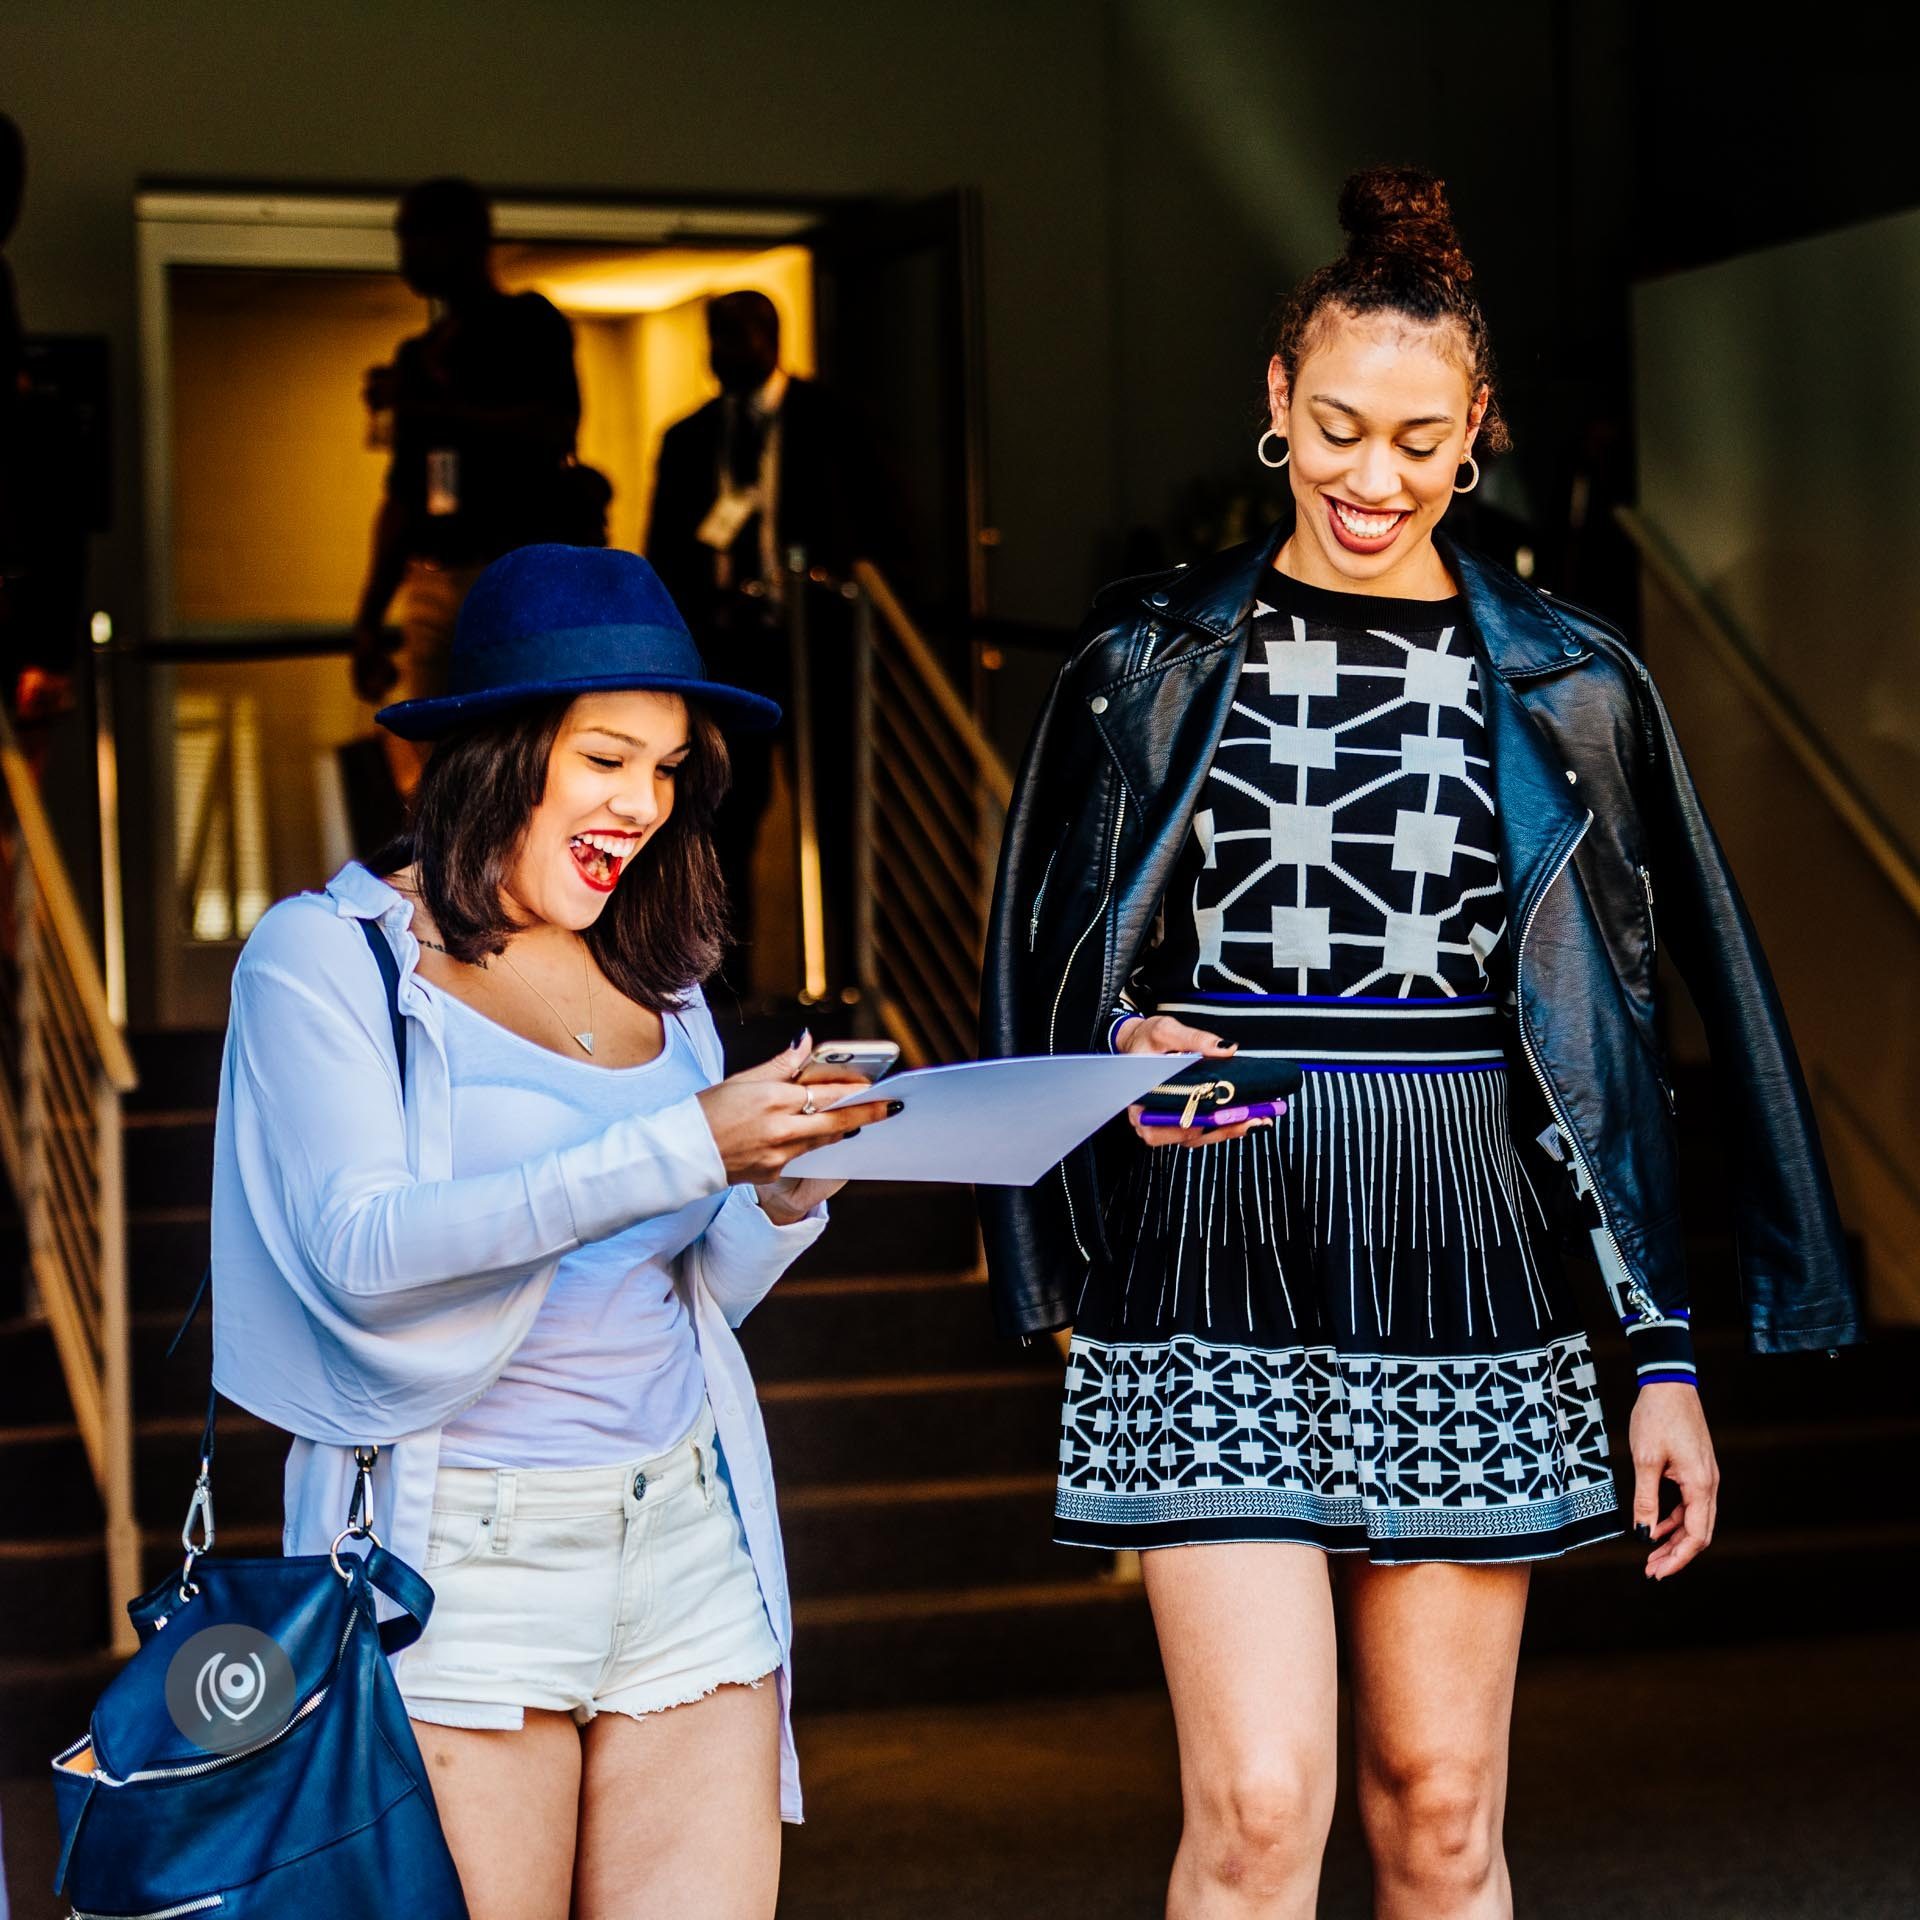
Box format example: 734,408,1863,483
855,563,1013,814
0,710,140,1655
850,560,1015,1066
1614,505,1920,921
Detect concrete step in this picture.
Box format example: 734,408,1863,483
783,1474,1074,1598
0,1366,1071,1537
792,1573,1161,1712
123,1110,213,1213
128,1207,212,1309
0,1269,1016,1429
0,1525,285,1661
737,1272,1010,1382
1520,1520,1920,1655
0,1649,122,1775
787,1518,1920,1713
760,1370,1063,1489
126,1028,222,1114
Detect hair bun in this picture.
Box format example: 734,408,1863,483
1337,166,1472,284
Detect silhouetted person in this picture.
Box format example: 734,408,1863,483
647,291,866,993
351,177,591,792
0,111,83,736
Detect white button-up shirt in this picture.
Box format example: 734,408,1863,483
209,860,824,1819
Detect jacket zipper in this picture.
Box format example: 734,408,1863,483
1028,847,1060,953
94,1613,354,1788
1515,813,1664,1324
1047,789,1128,1262
69,1899,223,1920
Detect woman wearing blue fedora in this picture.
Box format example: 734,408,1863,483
208,544,893,1919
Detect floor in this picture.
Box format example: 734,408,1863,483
7,1632,1915,1918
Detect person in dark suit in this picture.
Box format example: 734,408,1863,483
0,111,86,739
645,291,865,997
351,177,596,799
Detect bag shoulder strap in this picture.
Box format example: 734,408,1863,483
172,912,410,1468
367,1544,436,1653
356,911,409,1087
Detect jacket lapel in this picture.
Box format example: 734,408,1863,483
1434,531,1592,923
1084,520,1285,810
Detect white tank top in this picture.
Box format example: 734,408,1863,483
432,983,712,1468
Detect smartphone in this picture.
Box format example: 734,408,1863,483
1136,1099,1286,1130
796,1041,902,1087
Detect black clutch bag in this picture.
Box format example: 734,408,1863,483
1146,1055,1305,1126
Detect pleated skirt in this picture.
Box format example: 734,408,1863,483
1054,997,1623,1563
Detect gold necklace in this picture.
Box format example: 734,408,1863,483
496,938,597,1055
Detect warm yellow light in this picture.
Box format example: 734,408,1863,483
504,245,814,317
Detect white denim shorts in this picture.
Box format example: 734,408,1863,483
395,1397,782,1729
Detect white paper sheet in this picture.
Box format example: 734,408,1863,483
782,1052,1202,1186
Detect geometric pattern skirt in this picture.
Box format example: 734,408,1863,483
1054,998,1624,1563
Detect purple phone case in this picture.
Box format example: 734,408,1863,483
1136,1099,1286,1130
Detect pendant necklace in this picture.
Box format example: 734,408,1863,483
497,938,597,1055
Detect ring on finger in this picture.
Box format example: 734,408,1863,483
801,1093,818,1115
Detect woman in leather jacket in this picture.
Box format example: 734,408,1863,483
979,168,1855,1918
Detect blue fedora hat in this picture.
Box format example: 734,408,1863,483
374,544,783,740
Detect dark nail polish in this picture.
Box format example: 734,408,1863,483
844,1127,862,1138
1633,1523,1651,1542
887,1100,905,1116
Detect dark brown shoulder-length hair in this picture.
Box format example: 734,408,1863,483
370,693,732,1012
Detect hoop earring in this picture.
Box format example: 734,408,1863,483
1257,429,1290,470
1454,453,1480,495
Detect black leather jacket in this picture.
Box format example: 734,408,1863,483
978,516,1859,1357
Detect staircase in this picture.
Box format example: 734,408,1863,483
4,1034,1918,1783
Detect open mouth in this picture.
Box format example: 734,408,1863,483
1325,496,1412,552
569,832,636,892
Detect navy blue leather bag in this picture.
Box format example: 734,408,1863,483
48,919,469,1918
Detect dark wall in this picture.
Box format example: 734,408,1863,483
8,4,1918,627
1627,13,1920,279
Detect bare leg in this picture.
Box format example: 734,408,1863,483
411,1710,583,1920
1341,1560,1531,1919
572,1678,783,1920
1143,1542,1340,1918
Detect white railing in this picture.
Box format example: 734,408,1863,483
0,711,141,1653
850,561,1014,1067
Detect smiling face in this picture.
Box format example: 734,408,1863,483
1268,307,1489,596
502,691,692,931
